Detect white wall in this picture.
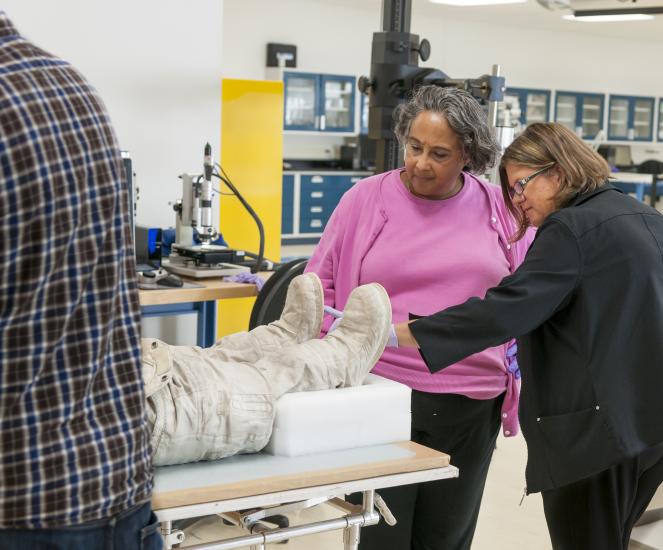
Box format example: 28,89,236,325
222,0,375,81
222,0,663,157
3,0,224,229
222,0,663,94
5,1,660,215
414,16,661,96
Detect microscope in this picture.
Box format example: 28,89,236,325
164,144,249,278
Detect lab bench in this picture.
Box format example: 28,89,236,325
610,171,663,205
139,275,268,348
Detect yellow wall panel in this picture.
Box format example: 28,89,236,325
216,79,283,338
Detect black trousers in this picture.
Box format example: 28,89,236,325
349,390,503,550
542,441,663,550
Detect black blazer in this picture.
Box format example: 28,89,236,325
411,184,663,493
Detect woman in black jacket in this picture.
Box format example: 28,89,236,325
395,122,663,550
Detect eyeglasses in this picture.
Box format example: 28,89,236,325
508,164,554,200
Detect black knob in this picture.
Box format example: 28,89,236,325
416,39,431,62
358,75,372,95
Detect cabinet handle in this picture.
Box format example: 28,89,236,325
310,219,323,228
311,176,324,184
311,191,324,198
310,206,323,213
320,115,326,131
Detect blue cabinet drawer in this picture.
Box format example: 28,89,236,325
301,175,354,201
282,175,295,234
299,175,353,233
286,173,364,236
299,216,327,233
338,175,361,199
300,174,342,187
300,185,332,207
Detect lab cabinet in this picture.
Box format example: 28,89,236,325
659,99,663,142
554,91,604,139
608,95,655,142
281,172,369,244
502,87,551,127
283,72,356,133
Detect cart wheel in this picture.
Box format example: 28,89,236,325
264,514,290,544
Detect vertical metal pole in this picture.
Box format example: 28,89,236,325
343,490,377,550
161,520,173,550
485,64,516,184
487,64,501,129
362,490,376,515
343,524,361,550
376,139,402,176
382,0,412,32
372,0,414,173
486,126,515,184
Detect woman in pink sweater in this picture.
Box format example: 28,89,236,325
305,86,532,550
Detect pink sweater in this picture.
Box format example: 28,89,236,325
305,169,533,436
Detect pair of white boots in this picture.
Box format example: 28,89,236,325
142,274,392,466
219,273,392,392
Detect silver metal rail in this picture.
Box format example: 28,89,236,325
162,490,379,550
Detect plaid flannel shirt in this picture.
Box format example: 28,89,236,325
0,13,152,528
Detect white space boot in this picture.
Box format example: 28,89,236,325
215,272,324,361
253,282,392,398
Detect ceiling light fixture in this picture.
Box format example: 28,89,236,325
430,0,527,6
563,13,655,21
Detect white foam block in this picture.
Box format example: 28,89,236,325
264,374,411,457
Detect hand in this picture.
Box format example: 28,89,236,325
324,305,343,332
325,306,397,348
386,324,398,348
393,321,420,348
506,342,520,379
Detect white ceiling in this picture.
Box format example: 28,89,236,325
323,0,663,42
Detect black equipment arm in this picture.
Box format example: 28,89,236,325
360,0,506,173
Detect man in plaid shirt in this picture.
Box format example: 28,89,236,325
0,12,159,549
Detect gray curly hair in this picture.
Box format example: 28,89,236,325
393,86,499,174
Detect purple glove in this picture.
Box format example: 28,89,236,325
223,272,266,291
324,305,343,332
506,342,520,379
326,305,398,348
387,324,398,348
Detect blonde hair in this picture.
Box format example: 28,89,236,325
499,123,611,241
